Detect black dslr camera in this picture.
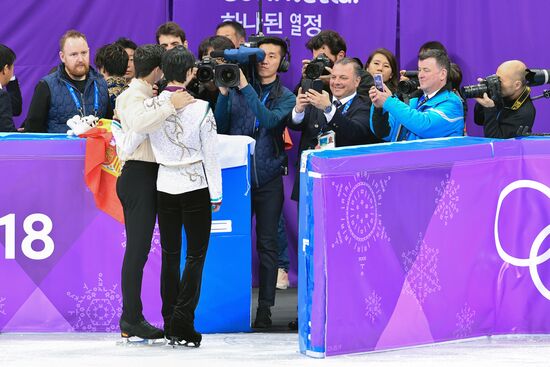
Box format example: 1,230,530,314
195,56,240,88
397,70,420,95
305,53,333,80
461,74,502,103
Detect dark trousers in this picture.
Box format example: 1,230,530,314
158,188,212,324
253,175,284,308
116,160,159,323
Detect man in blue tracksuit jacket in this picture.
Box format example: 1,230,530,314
369,49,464,141
214,37,295,330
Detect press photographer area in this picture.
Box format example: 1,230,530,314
1,0,550,365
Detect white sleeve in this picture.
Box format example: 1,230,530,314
200,107,223,203
111,119,146,160
124,94,177,134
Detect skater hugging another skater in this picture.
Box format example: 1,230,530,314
115,44,222,347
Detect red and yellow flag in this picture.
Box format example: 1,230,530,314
79,119,124,223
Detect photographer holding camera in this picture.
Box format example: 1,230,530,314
299,30,373,98
472,60,535,138
369,49,464,141
287,57,381,201
194,35,235,111
214,36,295,329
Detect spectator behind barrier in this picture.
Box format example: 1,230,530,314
115,37,138,82
369,48,464,141
365,48,399,93
215,20,246,48
0,44,17,132
23,30,112,133
287,57,381,201
156,22,187,50
472,60,535,138
95,43,129,109
155,22,188,95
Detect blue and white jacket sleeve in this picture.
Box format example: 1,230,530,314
383,93,464,139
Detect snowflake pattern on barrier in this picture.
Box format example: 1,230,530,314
402,233,441,307
434,174,460,226
66,273,122,332
331,172,391,275
121,222,161,254
0,297,6,316
364,290,382,323
454,303,476,339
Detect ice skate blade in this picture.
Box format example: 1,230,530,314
117,335,167,346
168,337,200,348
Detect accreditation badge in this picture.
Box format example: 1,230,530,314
318,130,336,149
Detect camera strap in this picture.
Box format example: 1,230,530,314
510,86,530,111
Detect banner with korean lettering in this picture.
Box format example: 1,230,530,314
174,0,398,87
175,0,398,288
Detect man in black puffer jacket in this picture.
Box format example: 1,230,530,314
24,30,111,133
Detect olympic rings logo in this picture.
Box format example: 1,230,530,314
495,180,550,301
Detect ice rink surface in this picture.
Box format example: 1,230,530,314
1,333,550,367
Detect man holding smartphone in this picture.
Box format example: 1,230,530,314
286,57,381,202
369,49,464,141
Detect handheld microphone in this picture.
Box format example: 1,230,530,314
210,46,266,64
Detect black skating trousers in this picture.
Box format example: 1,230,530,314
157,187,212,324
116,160,159,324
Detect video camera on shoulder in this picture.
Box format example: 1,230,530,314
200,45,267,88
305,53,333,80
397,70,420,95
195,56,240,89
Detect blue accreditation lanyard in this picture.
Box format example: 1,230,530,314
64,80,99,117
339,96,354,115
255,91,270,129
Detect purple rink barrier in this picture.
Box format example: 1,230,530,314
0,134,252,333
298,136,550,357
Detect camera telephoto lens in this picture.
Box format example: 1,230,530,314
461,83,488,99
